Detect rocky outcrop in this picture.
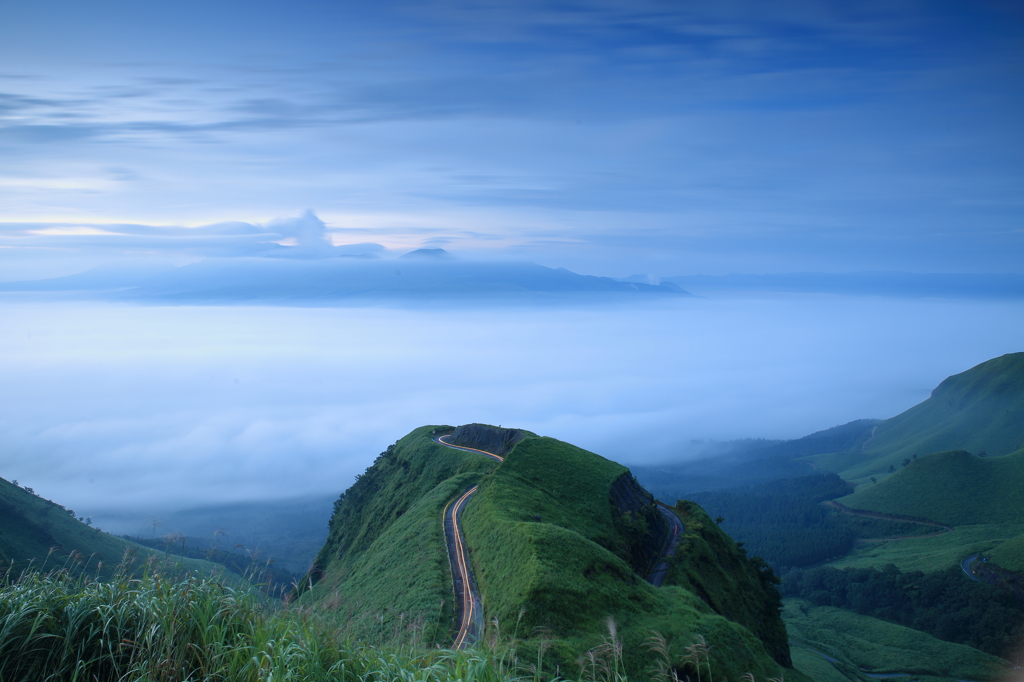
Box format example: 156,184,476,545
975,560,1024,602
448,423,527,457
609,472,670,576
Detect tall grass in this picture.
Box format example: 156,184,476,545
0,554,504,682
0,556,792,682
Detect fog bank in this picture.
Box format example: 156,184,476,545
1,296,1021,519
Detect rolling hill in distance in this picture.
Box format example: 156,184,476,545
0,475,237,582
0,254,689,304
619,272,1024,299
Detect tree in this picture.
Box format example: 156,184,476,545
870,476,877,485
902,458,911,467
888,465,894,473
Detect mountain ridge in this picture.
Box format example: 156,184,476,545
301,424,801,680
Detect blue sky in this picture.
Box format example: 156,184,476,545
2,0,1022,277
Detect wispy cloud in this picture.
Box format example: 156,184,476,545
0,212,391,261
0,1,1021,274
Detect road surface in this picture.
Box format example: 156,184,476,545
961,553,981,582
434,434,503,648
648,503,685,586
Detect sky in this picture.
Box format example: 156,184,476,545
1,1,1023,522
1,0,1023,276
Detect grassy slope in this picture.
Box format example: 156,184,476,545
300,426,498,645
783,599,1008,682
988,531,1024,571
812,352,1024,482
461,435,802,681
828,523,1024,573
838,448,1024,526
664,500,791,665
0,476,224,580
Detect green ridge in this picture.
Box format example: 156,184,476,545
811,352,1024,482
838,448,1024,526
0,476,227,581
300,426,498,645
304,425,809,681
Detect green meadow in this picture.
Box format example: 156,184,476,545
828,523,1024,573
783,599,1008,682
839,448,1024,526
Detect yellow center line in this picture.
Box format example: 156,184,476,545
437,435,504,461
436,433,504,649
451,485,478,649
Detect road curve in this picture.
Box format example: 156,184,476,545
436,434,505,462
648,502,684,586
434,434,503,649
961,553,981,582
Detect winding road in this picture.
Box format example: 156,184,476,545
433,432,685,648
434,434,503,649
648,503,685,586
961,553,981,582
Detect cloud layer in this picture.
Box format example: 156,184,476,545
2,295,1022,519
1,2,1022,275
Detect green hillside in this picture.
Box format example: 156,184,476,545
302,424,808,681
812,352,1024,481
300,425,499,644
988,532,1024,571
783,599,1008,682
0,475,224,580
839,448,1024,526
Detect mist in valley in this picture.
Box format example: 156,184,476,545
2,291,1021,537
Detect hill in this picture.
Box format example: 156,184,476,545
0,475,228,581
95,494,334,575
632,421,879,500
643,271,1024,299
301,424,806,681
0,257,692,304
783,599,1007,682
812,352,1024,481
838,447,1024,527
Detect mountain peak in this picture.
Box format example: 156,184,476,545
400,248,452,260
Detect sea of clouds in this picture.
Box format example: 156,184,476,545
2,294,1022,525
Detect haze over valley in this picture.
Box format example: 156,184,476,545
3,288,1021,527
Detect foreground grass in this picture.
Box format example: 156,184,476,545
0,564,514,682
1,563,803,682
